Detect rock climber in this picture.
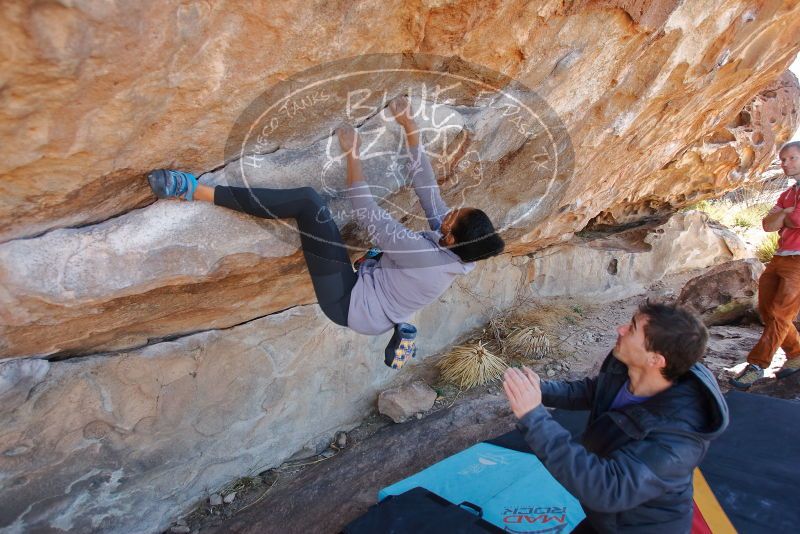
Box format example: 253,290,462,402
730,140,800,388
145,96,505,369
502,300,728,533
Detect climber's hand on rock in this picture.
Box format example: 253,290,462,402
336,125,360,157
388,96,414,128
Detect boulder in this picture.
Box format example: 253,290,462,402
378,381,438,423
678,258,764,326
529,211,749,300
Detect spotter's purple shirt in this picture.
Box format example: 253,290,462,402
609,380,652,410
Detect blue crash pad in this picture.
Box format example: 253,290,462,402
379,442,585,532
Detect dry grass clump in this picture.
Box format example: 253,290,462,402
438,341,507,389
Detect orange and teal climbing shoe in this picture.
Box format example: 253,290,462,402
147,169,198,201
384,323,417,370
353,247,383,271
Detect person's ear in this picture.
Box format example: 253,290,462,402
650,352,666,370
442,233,456,246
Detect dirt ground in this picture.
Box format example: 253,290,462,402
163,264,796,534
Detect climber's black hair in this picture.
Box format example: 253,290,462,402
449,208,505,262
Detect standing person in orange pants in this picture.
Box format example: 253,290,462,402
731,141,800,388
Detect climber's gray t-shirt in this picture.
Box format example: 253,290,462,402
345,144,475,335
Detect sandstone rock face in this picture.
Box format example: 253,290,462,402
586,70,800,230
0,254,524,534
2,1,800,533
2,2,799,361
378,381,438,423
678,258,764,326
215,394,516,534
0,108,491,359
0,93,788,360
528,211,748,300
2,0,799,245
0,358,50,410
0,199,314,359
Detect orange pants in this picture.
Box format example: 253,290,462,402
747,255,800,367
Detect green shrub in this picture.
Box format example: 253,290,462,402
732,204,771,228
756,233,779,263
690,200,770,229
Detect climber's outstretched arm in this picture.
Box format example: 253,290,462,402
389,97,449,231
337,126,365,188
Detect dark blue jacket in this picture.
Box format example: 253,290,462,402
517,353,729,533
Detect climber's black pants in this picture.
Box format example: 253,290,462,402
214,186,357,327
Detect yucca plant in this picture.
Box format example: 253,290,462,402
505,326,551,360
438,341,507,389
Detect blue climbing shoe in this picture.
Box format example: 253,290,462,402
147,169,198,201
384,323,417,370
